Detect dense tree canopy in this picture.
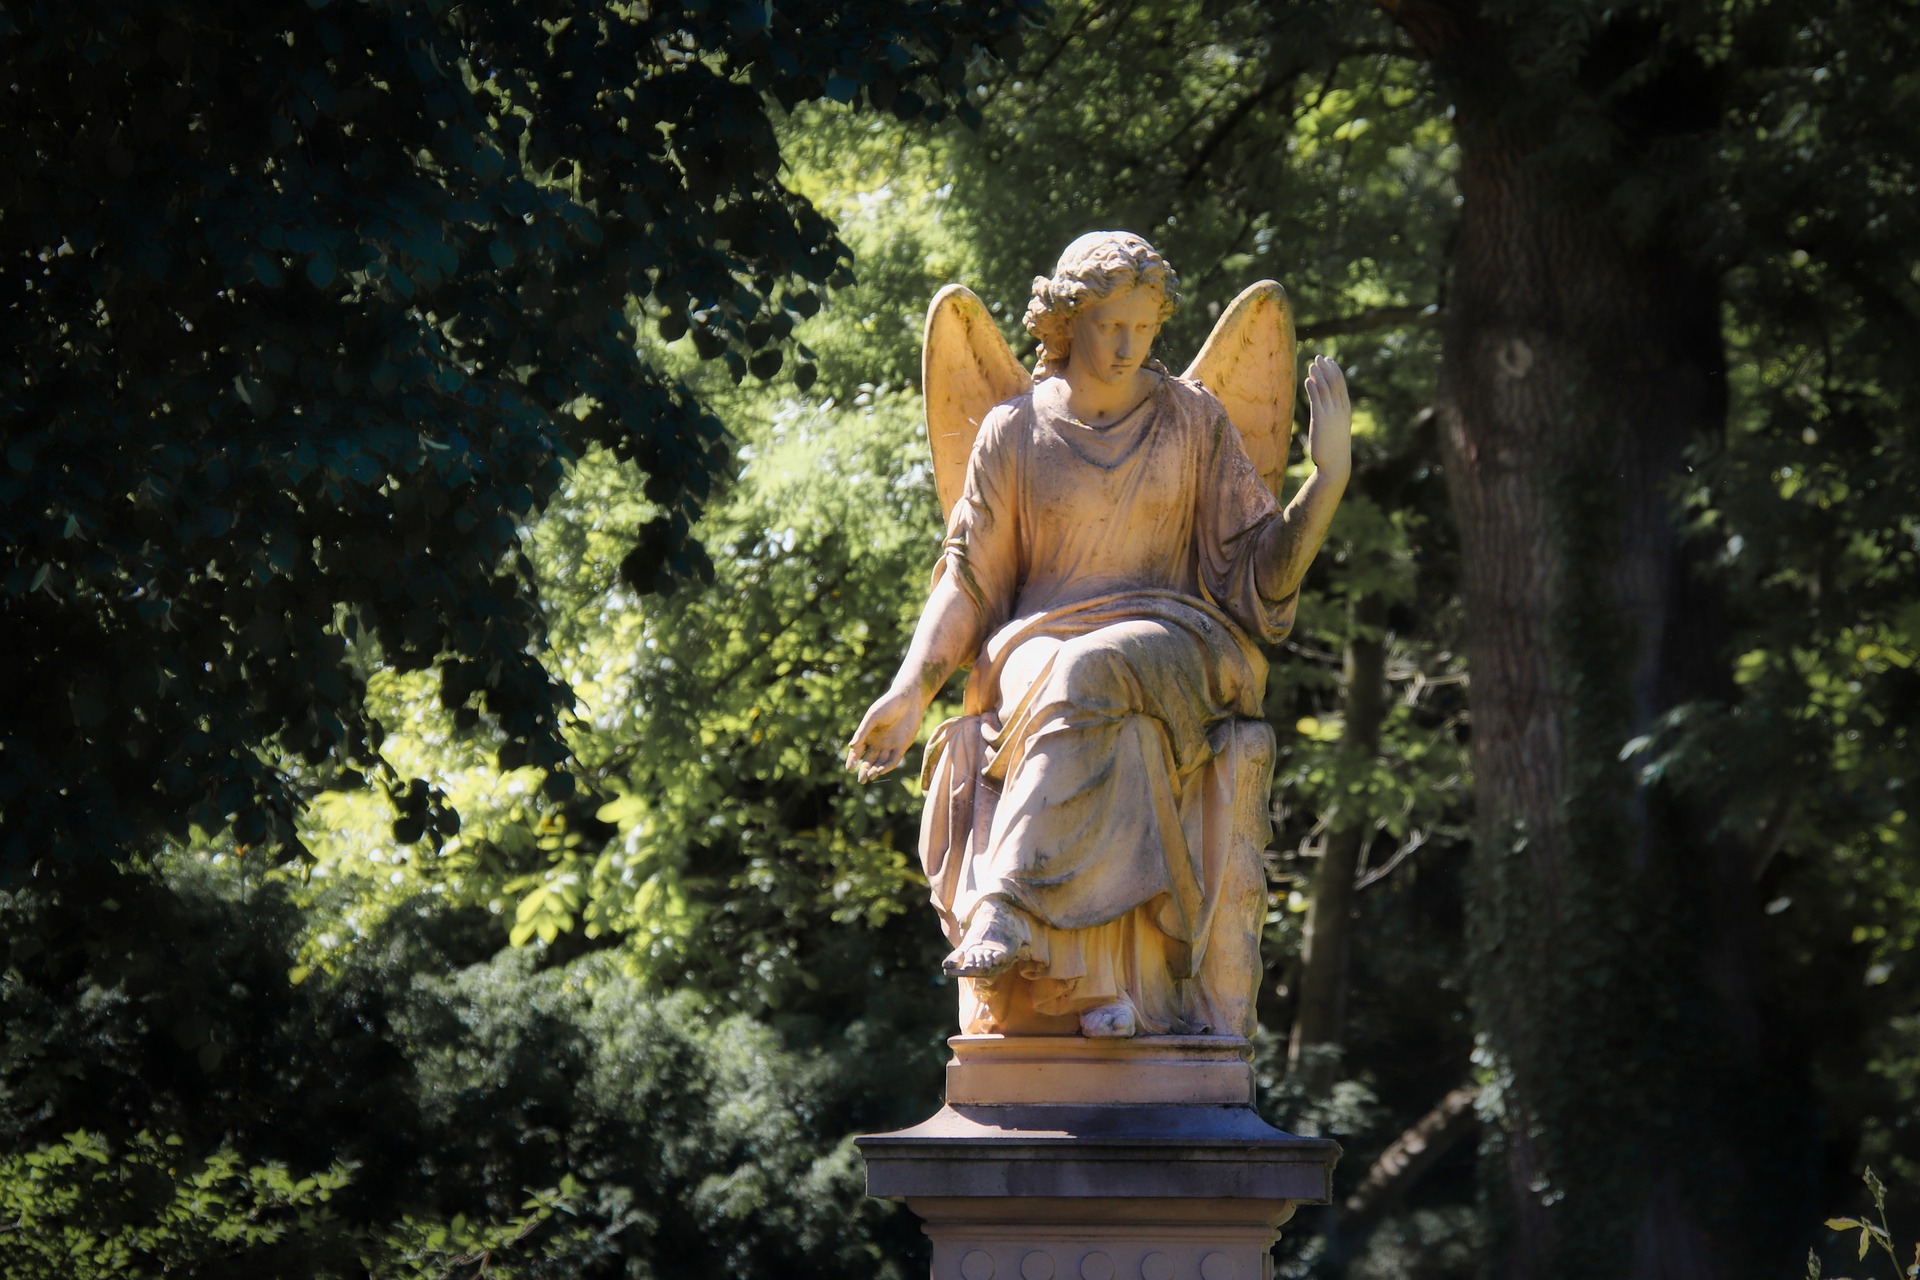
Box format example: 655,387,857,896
2,2,1918,1279
0,0,1040,875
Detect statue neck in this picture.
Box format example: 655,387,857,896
1057,365,1160,428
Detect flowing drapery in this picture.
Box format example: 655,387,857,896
917,375,1295,1035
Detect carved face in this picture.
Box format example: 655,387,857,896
1068,284,1164,386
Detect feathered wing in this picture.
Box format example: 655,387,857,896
1182,280,1297,497
923,284,1031,520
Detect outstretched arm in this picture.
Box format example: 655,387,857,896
844,574,984,782
1256,355,1352,599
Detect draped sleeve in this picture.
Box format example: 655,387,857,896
1193,391,1298,644
929,398,1024,642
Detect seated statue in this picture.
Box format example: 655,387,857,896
846,232,1350,1039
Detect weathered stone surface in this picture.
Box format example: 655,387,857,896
944,1034,1255,1107
846,234,1351,1041
861,1104,1335,1201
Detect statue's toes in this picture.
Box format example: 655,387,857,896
942,942,1014,979
1079,1002,1137,1038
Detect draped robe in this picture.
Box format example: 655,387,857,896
917,373,1297,1036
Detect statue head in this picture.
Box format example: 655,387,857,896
1024,232,1182,380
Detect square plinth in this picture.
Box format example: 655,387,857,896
946,1035,1255,1106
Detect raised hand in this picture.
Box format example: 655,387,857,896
1251,354,1353,602
1304,355,1352,479
844,684,923,783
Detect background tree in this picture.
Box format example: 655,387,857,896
0,0,1039,875
0,2,1040,1274
1361,2,1920,1276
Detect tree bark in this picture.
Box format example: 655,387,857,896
1430,111,1804,1280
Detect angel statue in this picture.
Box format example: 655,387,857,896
845,232,1350,1039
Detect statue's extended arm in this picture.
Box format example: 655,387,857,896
1256,355,1352,600
845,573,984,783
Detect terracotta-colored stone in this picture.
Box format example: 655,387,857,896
944,1034,1253,1106
846,234,1351,1041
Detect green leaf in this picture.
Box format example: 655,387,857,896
247,252,284,287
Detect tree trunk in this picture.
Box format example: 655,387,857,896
1370,6,1814,1271
1288,595,1389,1095
1431,112,1806,1280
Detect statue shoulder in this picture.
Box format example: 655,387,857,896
1165,372,1229,420
974,387,1039,452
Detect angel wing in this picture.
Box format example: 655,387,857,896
923,284,1032,519
1182,280,1297,497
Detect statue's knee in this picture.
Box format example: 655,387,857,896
1049,637,1132,704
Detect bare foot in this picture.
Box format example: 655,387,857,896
943,899,1028,980
1079,1001,1138,1038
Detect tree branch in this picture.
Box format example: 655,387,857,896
1287,596,1389,1092
1339,1084,1481,1242
1297,304,1442,341
1019,0,1102,86
1180,75,1295,189
1355,827,1427,891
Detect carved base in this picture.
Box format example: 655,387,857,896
914,1196,1294,1280
858,1036,1339,1280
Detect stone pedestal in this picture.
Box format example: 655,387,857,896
858,1036,1339,1280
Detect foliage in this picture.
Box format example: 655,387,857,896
1815,1169,1920,1280
558,395,945,1010
0,1131,589,1280
292,369,961,1026
1609,0,1920,1232
0,0,1042,877
0,860,940,1279
284,98,1013,1024
0,4,1040,1271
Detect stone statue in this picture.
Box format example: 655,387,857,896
846,232,1350,1039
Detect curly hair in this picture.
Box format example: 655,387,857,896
1023,232,1182,378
